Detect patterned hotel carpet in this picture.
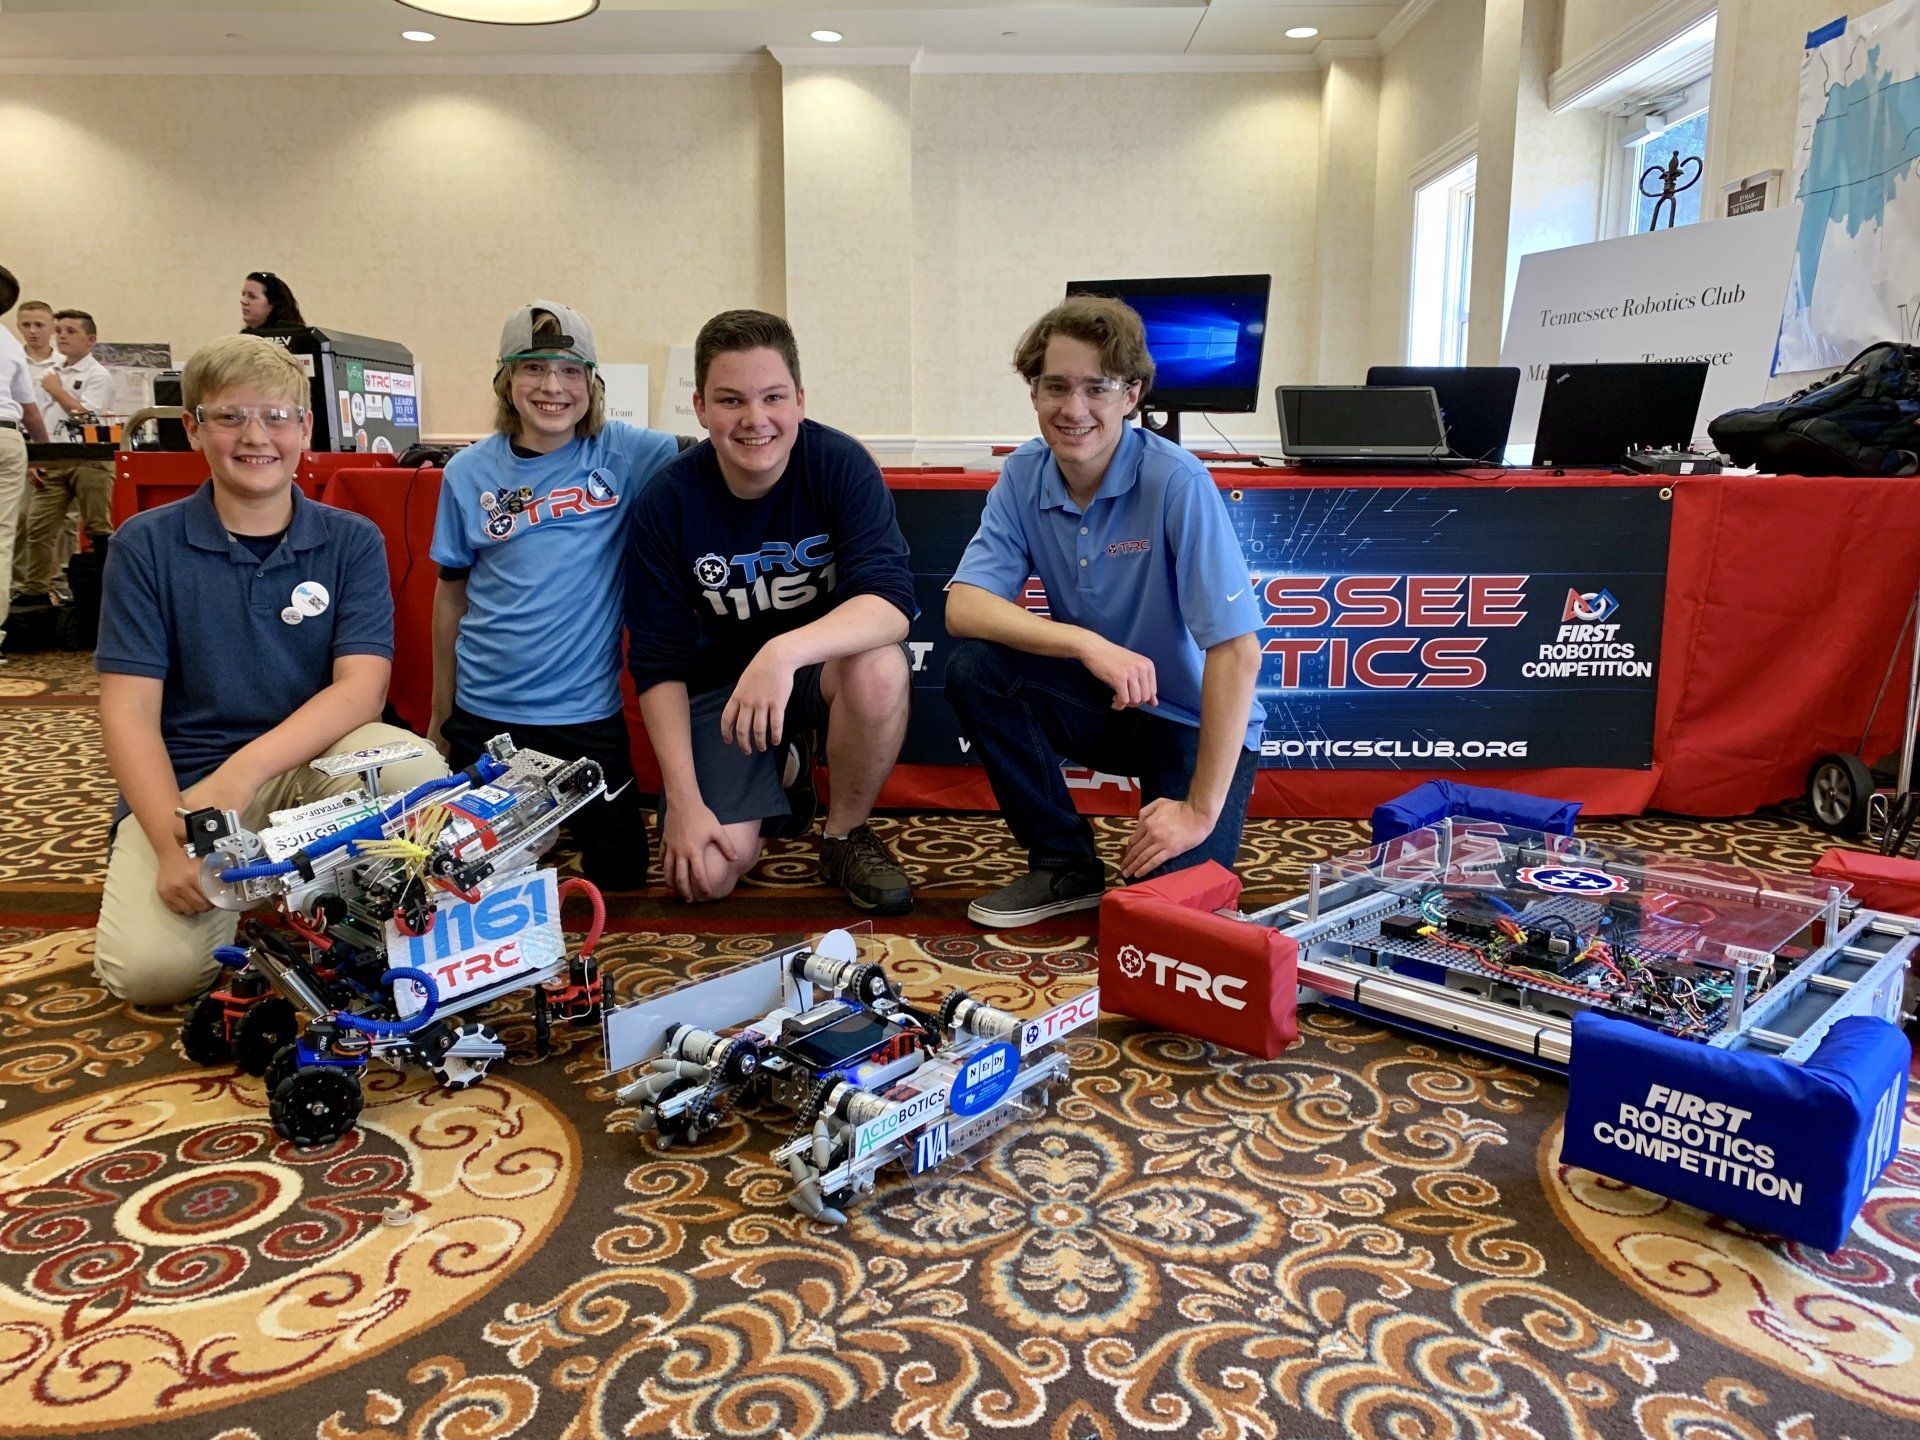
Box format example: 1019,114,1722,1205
1,650,1916,1440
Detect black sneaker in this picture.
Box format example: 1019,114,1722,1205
761,730,819,841
967,867,1105,929
818,823,912,915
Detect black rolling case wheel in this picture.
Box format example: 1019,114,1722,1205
1806,753,1874,836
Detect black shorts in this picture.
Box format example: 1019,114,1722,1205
678,663,831,827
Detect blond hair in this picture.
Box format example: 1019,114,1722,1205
182,335,309,410
492,310,606,440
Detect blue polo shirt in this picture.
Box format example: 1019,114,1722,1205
950,425,1265,749
96,480,396,790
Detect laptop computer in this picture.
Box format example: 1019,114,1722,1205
1366,365,1520,465
1276,385,1458,465
1532,361,1711,467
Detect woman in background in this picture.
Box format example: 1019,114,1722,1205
239,272,305,333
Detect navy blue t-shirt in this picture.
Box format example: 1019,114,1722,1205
625,419,917,696
96,481,395,790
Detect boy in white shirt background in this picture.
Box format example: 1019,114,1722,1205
18,307,114,605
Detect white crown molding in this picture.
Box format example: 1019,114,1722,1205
1549,0,1717,112
0,52,767,76
1377,0,1440,56
767,45,922,69
911,52,1314,75
1409,125,1478,189
1314,39,1381,70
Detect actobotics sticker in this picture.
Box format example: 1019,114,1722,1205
1519,864,1628,896
350,392,366,427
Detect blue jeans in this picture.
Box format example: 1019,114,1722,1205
945,638,1258,879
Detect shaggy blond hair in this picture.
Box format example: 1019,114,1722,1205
182,334,308,410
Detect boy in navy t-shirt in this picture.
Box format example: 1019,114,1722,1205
429,301,679,889
625,309,917,914
94,336,447,1005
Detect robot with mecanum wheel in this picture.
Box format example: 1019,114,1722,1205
178,735,609,1146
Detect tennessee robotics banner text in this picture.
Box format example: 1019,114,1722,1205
894,482,1670,771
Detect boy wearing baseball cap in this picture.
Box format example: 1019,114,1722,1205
429,301,679,888
93,335,447,1004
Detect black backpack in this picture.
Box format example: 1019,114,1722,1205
1708,342,1920,476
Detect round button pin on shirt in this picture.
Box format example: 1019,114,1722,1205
291,580,330,617
280,606,303,625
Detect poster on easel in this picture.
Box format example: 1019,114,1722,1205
1776,0,1920,371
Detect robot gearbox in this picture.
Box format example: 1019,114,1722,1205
178,735,610,1147
608,931,1100,1224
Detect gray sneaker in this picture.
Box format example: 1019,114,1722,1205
967,866,1105,929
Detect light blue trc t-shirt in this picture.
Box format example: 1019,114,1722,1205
431,421,679,724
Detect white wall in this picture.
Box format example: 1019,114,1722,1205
0,72,785,438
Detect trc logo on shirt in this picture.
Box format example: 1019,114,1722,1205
695,553,730,588
697,535,839,620
1107,539,1152,557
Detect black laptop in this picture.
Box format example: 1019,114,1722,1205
1276,385,1460,466
1532,362,1711,467
1367,365,1520,465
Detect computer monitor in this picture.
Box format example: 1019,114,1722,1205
1366,365,1520,464
1532,362,1710,467
1276,385,1449,461
1064,274,1271,443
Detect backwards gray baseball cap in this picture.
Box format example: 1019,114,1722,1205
497,300,597,370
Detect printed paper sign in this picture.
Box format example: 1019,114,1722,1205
386,869,565,1017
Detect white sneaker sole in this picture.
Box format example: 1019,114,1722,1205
967,890,1104,929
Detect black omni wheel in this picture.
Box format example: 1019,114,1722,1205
264,1042,301,1098
269,1065,364,1148
427,1021,501,1091
232,998,299,1077
1807,753,1874,835
181,995,233,1066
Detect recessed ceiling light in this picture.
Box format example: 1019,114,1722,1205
810,30,844,43
1285,26,1320,39
401,30,437,42
395,1,599,25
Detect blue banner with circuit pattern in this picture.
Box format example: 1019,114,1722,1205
895,482,1671,770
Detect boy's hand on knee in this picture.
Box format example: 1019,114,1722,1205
155,846,214,916
1121,797,1213,879
661,801,739,902
723,647,796,755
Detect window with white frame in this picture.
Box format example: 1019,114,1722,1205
1613,73,1712,237
1408,157,1477,366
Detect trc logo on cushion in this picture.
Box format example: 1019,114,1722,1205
1115,942,1247,1010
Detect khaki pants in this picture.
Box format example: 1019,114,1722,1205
0,430,25,646
18,460,112,595
95,723,451,1006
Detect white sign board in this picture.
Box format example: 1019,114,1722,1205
385,868,565,1017
599,363,649,428
663,344,699,435
1500,208,1798,457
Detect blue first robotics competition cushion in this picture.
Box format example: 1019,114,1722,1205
1562,1011,1911,1252
1370,780,1582,845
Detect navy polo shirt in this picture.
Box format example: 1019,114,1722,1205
950,425,1266,749
96,480,396,789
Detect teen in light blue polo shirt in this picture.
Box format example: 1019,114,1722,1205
946,296,1265,929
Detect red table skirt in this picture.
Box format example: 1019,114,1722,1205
116,457,1920,818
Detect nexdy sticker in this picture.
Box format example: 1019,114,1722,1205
1519,865,1628,896
949,1041,1020,1117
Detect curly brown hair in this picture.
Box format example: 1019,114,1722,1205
1010,295,1155,416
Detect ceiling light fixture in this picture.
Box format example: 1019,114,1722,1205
401,30,437,42
1285,26,1320,39
810,30,844,43
395,1,599,26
